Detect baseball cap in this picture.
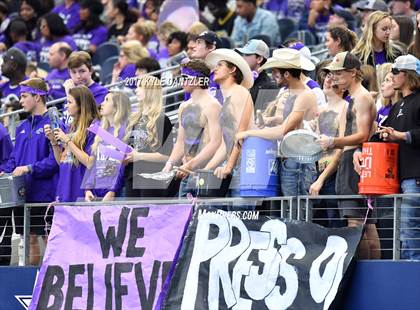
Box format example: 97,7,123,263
235,39,270,59
354,0,388,12
3,47,27,68
325,52,361,71
196,31,222,49
392,54,420,75
288,42,312,61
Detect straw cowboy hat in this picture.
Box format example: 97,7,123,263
259,48,316,72
205,48,254,89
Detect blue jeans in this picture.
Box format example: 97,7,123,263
280,159,317,196
400,179,420,260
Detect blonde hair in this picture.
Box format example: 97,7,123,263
91,91,131,154
158,21,180,42
376,63,401,106
68,86,100,166
131,20,156,43
121,40,149,64
124,75,163,150
352,12,395,65
188,21,209,36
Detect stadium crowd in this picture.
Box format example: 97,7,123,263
0,0,419,265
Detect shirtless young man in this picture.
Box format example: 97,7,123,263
162,59,222,196
236,48,318,196
317,52,380,259
202,49,255,195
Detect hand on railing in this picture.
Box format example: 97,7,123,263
309,179,324,196
85,190,95,202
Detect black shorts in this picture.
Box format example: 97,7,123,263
336,149,377,224
13,205,54,236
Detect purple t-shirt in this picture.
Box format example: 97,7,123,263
119,63,137,88
56,122,96,202
38,36,77,63
0,81,23,104
73,26,108,50
45,68,70,100
13,41,39,62
89,82,108,106
52,2,81,34
83,125,126,197
376,104,392,124
374,50,387,66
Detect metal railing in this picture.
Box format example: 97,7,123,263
2,193,419,266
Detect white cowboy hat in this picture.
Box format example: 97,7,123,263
205,48,254,89
259,48,315,72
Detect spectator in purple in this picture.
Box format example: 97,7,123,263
352,11,403,67
375,63,401,125
83,91,131,201
0,48,27,113
44,85,100,202
19,0,45,41
111,40,149,88
73,0,108,54
64,51,108,109
106,0,138,42
124,20,158,59
7,18,40,63
45,42,72,101
37,13,77,64
299,0,334,42
52,0,81,34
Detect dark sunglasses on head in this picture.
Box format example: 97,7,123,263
391,68,405,75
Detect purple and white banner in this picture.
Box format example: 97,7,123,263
29,204,192,310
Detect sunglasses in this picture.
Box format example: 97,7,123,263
391,68,406,75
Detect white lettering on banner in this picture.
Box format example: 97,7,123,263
182,212,349,309
310,236,348,310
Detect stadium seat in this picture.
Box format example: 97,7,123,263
278,18,296,43
219,37,233,49
38,62,51,72
92,42,120,66
250,35,271,47
100,56,118,85
286,30,318,46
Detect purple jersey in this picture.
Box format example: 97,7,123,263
1,113,59,202
13,41,39,62
119,63,137,88
52,2,81,34
83,125,126,197
73,26,108,50
45,68,70,100
0,81,23,107
376,104,392,125
89,82,108,106
56,122,96,202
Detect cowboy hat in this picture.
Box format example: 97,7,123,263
205,48,254,89
259,48,315,72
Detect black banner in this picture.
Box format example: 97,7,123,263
163,207,362,310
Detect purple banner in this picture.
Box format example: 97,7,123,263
29,204,192,310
